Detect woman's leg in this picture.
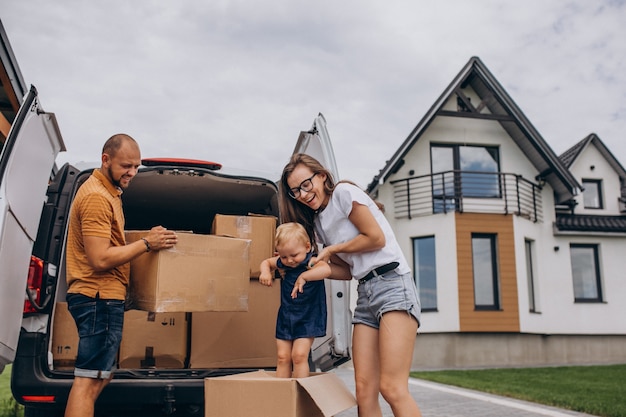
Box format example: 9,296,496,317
378,311,421,417
352,323,383,417
291,337,314,378
276,339,293,378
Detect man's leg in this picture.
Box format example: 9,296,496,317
65,375,111,417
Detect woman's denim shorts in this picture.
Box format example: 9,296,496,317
66,293,124,379
353,270,421,329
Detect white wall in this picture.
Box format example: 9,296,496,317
569,144,623,215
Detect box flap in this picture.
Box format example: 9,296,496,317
297,373,357,416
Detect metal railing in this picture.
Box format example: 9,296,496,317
390,170,543,222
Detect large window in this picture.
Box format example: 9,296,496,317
431,144,501,213
525,239,539,313
582,179,603,209
570,244,603,302
471,234,500,310
412,236,437,311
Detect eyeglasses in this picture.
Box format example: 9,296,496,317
288,173,317,199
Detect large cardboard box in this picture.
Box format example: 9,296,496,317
211,214,276,278
126,231,250,312
190,279,280,368
119,310,188,369
51,302,79,370
204,370,356,417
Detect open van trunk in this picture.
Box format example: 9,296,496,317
122,164,279,233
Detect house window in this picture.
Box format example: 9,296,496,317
525,239,539,313
582,179,603,209
431,144,501,213
412,236,437,311
570,244,603,302
471,233,500,310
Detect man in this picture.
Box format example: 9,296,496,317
64,134,177,417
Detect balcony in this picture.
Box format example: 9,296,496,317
390,170,543,222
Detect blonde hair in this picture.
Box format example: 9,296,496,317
275,222,310,249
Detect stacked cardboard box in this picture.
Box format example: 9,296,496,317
190,279,280,368
211,214,277,278
119,310,188,369
51,302,79,370
125,231,251,313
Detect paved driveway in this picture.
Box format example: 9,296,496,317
332,366,597,417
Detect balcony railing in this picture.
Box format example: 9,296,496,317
389,170,543,222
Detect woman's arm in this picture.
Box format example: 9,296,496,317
315,201,385,264
290,261,331,298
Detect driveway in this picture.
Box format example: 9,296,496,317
332,366,597,417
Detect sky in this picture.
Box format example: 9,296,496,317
2,1,626,188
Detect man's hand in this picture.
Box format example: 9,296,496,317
144,226,178,251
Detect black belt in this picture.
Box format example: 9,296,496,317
358,262,399,284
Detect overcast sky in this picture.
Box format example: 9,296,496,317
3,1,625,187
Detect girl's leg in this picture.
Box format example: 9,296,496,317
378,311,421,417
276,339,293,378
352,323,383,417
291,337,314,378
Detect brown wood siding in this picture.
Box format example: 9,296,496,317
456,212,520,332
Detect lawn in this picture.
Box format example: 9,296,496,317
411,364,626,417
0,366,22,417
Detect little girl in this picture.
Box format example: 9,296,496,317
259,222,331,378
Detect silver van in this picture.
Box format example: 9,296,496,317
0,23,351,416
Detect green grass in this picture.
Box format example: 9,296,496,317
0,366,23,417
411,364,626,417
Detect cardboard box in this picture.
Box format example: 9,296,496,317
211,214,276,278
126,231,250,312
51,302,79,370
190,279,280,368
119,310,188,369
204,370,356,417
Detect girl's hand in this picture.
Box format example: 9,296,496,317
259,272,273,287
291,276,307,298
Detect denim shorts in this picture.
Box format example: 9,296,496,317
353,270,421,329
66,293,124,379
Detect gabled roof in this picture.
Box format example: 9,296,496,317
560,133,626,181
367,56,581,205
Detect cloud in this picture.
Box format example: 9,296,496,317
2,0,625,187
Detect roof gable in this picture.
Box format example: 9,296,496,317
560,133,626,181
367,56,580,205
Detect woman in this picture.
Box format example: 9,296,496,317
280,153,422,417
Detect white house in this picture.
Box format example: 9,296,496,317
366,57,626,369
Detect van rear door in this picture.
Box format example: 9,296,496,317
0,86,65,372
293,113,352,370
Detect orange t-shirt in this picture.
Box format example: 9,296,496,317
66,169,129,300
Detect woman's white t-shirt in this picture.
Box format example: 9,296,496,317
314,183,410,280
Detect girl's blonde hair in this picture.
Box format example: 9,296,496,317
275,222,310,249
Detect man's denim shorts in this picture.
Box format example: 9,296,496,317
353,270,421,329
66,293,124,379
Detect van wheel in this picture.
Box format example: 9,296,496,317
24,406,64,417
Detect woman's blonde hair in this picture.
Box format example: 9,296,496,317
275,222,311,249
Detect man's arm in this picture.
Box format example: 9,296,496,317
84,226,178,271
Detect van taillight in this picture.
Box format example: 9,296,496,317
21,395,56,403
24,256,44,314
